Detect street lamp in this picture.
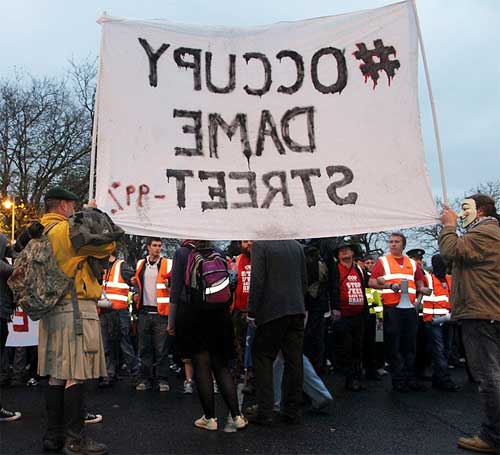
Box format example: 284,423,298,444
2,199,15,244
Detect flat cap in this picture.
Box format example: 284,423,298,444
406,248,425,259
45,186,79,201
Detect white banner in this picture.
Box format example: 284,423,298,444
95,1,438,240
6,310,39,347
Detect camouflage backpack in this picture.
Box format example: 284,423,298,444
7,223,74,321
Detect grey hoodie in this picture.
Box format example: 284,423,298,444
0,233,15,320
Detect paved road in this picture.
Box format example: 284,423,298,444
0,368,481,454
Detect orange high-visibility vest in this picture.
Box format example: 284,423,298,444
135,257,172,316
102,260,130,310
422,273,452,322
379,255,417,307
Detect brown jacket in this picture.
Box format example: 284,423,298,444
438,218,500,321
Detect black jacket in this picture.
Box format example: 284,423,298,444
0,234,15,320
248,240,307,325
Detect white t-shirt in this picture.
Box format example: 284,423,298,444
143,258,160,308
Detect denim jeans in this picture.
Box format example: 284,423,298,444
100,310,140,379
232,309,248,375
461,319,500,448
425,322,452,385
274,353,332,410
383,307,418,386
244,324,255,370
137,312,170,382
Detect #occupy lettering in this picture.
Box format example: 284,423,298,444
138,38,359,211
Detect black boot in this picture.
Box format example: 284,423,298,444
62,384,107,455
43,384,65,452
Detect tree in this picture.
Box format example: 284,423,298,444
407,180,500,254
0,60,98,240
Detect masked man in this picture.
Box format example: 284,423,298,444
439,194,500,454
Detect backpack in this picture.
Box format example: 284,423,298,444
185,247,232,309
7,223,75,321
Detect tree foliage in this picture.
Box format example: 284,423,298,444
0,60,97,239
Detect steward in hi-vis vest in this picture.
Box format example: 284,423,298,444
135,256,172,316
132,238,172,393
377,254,417,306
406,248,431,383
421,273,452,323
368,233,427,393
102,259,130,310
421,254,458,391
99,254,140,386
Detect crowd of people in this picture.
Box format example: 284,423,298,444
0,188,499,454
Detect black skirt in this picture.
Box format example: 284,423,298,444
175,303,236,361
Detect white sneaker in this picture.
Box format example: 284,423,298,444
183,380,194,394
0,408,21,422
223,414,248,433
194,415,218,431
159,381,170,392
84,411,103,424
136,381,152,391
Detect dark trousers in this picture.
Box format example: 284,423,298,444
232,309,248,376
304,311,326,375
416,316,430,377
461,319,500,448
137,313,170,382
425,322,452,385
101,310,140,379
363,313,377,375
334,313,364,381
383,307,418,387
252,314,304,420
0,318,8,408
12,346,37,381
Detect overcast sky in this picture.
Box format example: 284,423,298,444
1,0,499,201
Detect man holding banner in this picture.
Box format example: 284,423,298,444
440,195,500,454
